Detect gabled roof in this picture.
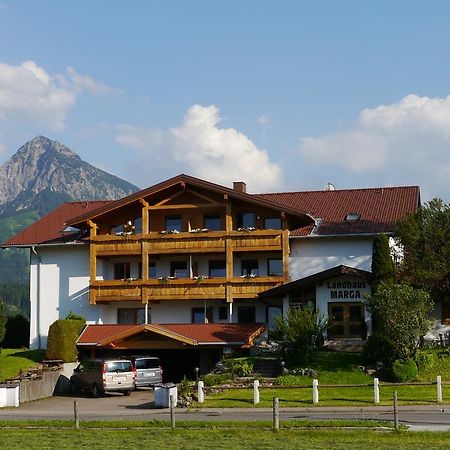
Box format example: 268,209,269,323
67,173,315,228
1,201,113,247
257,186,420,236
77,323,265,348
259,265,371,298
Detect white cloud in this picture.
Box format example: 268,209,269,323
56,67,121,95
299,94,450,200
116,124,164,151
0,61,75,131
257,113,271,127
0,61,118,132
116,105,282,192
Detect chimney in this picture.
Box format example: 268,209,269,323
233,181,247,193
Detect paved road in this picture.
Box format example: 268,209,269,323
1,391,450,431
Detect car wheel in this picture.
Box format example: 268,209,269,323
123,390,131,396
92,384,99,398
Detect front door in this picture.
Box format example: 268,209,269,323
328,303,365,338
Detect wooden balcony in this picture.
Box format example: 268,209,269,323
144,231,226,254
91,229,285,256
90,276,283,303
93,235,141,256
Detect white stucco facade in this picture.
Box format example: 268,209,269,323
289,236,373,280
29,245,97,349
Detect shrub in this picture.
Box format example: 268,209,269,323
222,359,254,377
271,307,328,365
391,358,418,382
414,350,435,370
1,314,29,348
201,373,232,386
0,300,6,344
46,319,85,362
363,332,397,366
177,376,192,397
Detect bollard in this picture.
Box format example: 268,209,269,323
374,377,380,404
312,379,319,404
393,391,399,431
194,367,199,382
253,379,260,405
170,394,176,429
272,397,279,431
197,380,204,403
437,375,443,403
73,400,80,430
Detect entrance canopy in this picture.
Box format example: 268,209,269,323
77,323,265,351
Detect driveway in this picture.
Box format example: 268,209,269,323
2,391,450,431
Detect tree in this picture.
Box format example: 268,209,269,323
0,300,6,344
395,198,450,303
365,282,433,364
371,233,395,295
271,307,328,365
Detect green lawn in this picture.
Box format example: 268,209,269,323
0,348,45,382
198,350,450,407
0,425,449,449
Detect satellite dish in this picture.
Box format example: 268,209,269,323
323,182,335,191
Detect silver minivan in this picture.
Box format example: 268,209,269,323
132,356,163,388
70,359,135,397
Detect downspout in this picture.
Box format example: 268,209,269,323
31,245,41,349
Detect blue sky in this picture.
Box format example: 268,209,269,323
1,1,450,200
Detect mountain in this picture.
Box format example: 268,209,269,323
0,136,140,315
0,136,139,216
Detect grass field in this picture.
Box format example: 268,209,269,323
198,350,450,407
0,423,449,449
0,348,45,382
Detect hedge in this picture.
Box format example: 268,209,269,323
46,319,85,362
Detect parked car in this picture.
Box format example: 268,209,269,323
129,356,163,388
70,359,134,397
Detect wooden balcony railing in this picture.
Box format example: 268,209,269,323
90,276,283,303
91,229,284,255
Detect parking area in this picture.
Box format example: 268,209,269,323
0,389,159,420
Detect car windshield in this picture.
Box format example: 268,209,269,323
105,361,132,373
135,359,159,369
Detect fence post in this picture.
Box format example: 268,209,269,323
272,397,279,431
437,375,443,403
197,380,204,403
312,379,319,404
393,391,399,431
170,394,176,429
73,400,80,430
253,379,260,405
374,377,380,404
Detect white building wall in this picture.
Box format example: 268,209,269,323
29,245,98,349
289,237,373,280
315,274,372,335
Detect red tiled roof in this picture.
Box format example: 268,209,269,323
1,201,113,247
77,323,265,347
256,186,420,236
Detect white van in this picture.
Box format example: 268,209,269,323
70,359,135,397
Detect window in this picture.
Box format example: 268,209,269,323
345,212,360,222
209,260,226,277
118,308,146,324
114,262,130,280
218,306,228,321
268,258,283,276
238,306,255,323
237,212,255,228
192,307,213,324
264,218,281,229
241,259,259,276
149,261,157,279
204,215,221,231
170,261,188,278
166,215,182,232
